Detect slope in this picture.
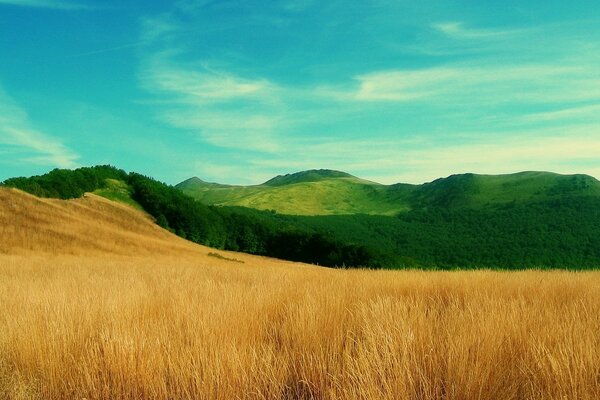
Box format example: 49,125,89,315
7,166,600,269
1,168,372,268
177,169,415,215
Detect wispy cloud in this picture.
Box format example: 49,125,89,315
136,7,600,185
67,42,146,58
139,52,285,152
433,22,523,39
0,86,79,168
147,62,275,103
0,0,90,10
523,104,600,122
324,64,600,105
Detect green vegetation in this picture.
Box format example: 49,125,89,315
177,169,600,216
93,179,144,210
5,166,600,269
230,197,600,269
2,165,128,199
176,170,414,215
178,169,600,269
207,252,245,263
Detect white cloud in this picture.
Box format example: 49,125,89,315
351,68,459,101
0,86,79,168
149,66,272,102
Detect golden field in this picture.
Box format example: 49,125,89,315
0,188,599,399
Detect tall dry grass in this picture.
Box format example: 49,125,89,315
0,188,599,399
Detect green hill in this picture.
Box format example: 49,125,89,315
176,169,600,215
177,169,415,215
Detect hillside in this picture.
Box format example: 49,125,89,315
177,169,600,215
0,186,309,271
6,166,600,269
0,186,204,256
176,169,414,215
1,167,375,268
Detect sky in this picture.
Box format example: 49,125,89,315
1,0,600,185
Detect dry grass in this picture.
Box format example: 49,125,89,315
0,188,599,399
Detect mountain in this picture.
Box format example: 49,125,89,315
177,169,415,215
177,169,600,215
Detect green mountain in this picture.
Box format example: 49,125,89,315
177,169,600,215
176,169,411,215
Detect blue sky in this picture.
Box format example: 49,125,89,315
1,0,600,185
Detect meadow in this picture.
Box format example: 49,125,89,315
0,188,599,399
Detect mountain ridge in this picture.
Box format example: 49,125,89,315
176,169,600,216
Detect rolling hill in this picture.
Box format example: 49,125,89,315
1,166,374,268
177,169,600,215
6,165,600,269
0,185,308,270
176,169,410,215
0,186,208,257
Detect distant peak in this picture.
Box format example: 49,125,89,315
175,176,225,189
182,177,205,183
262,169,355,186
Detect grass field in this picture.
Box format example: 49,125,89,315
1,188,599,399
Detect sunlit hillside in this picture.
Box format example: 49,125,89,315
177,169,600,216
1,188,599,399
176,170,412,216
0,187,196,256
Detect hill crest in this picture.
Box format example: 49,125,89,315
262,169,358,186
176,169,600,216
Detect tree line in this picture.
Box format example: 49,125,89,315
2,166,377,268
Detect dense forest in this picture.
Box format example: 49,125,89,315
231,199,600,269
4,165,600,269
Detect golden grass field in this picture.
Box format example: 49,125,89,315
0,188,599,399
